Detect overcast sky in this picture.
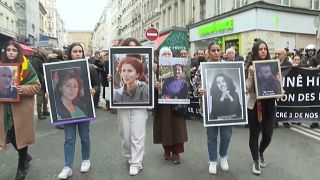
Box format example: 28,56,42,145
56,0,109,31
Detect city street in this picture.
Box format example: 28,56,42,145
1,108,319,180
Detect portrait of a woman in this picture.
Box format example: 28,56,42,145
54,71,87,120
113,56,149,103
210,73,241,120
162,64,189,99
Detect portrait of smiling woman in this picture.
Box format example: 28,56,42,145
210,73,241,120
113,56,149,103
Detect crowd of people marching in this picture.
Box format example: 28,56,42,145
0,38,319,180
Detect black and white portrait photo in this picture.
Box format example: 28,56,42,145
201,62,247,127
109,47,154,108
253,60,283,99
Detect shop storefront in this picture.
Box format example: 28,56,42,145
188,1,318,57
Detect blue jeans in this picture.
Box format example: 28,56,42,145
64,122,90,168
207,126,232,162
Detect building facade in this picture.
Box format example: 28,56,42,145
68,31,93,57
188,1,319,56
0,0,16,48
15,0,40,47
92,3,112,52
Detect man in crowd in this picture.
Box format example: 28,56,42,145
31,46,49,120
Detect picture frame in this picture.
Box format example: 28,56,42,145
158,57,190,104
253,60,284,99
0,63,20,102
200,62,247,127
109,46,154,108
43,59,96,126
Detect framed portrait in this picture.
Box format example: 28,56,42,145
158,57,190,104
109,46,154,108
0,63,20,102
43,59,96,126
200,62,247,127
253,60,284,99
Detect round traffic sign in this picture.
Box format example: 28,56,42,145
145,27,159,42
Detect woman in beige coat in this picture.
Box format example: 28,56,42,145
0,40,40,180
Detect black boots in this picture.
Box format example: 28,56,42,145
15,166,27,180
15,154,32,180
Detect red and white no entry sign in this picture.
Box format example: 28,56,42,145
145,27,159,42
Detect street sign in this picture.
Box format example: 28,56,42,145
145,27,159,42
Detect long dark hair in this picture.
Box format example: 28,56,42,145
67,42,85,60
245,40,271,76
210,73,236,98
1,40,24,64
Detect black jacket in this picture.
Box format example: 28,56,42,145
31,53,47,92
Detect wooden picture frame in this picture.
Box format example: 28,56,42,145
253,60,284,99
0,63,20,102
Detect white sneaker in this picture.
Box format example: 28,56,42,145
220,156,229,171
58,167,72,179
208,161,217,175
80,160,91,173
129,165,142,176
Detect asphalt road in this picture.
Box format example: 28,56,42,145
1,109,319,180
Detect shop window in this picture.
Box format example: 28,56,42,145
200,0,206,20
215,0,222,15
234,0,246,8
310,0,320,10
280,0,291,6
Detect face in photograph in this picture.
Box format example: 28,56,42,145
60,77,79,102
120,63,140,86
173,64,184,80
258,65,272,79
0,67,13,90
216,76,228,92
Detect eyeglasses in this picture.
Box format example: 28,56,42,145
210,49,220,52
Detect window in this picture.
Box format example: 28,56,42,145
281,0,291,6
215,0,222,15
200,0,206,20
234,0,245,8
310,0,320,10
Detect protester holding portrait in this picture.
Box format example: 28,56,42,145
57,42,99,179
197,42,233,175
0,40,40,180
246,40,277,175
154,47,188,165
108,38,149,176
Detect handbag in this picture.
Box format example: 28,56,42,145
172,104,188,116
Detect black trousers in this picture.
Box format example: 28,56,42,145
7,127,28,168
248,99,275,161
